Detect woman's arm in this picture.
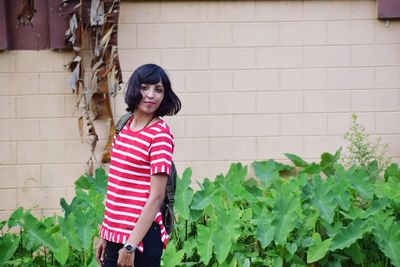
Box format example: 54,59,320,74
117,173,168,266
128,173,168,245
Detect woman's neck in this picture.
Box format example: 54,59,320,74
130,111,156,131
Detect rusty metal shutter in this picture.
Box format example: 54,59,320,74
378,0,400,20
0,0,70,50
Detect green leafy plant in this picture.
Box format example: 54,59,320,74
1,151,399,266
0,167,107,266
342,114,391,173
163,151,400,267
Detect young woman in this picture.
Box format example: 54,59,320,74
95,64,181,267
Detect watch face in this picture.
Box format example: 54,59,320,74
125,244,134,252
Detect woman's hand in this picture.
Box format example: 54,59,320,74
117,249,135,267
95,237,107,265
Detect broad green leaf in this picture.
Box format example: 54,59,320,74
243,179,264,204
372,210,394,232
0,234,21,264
384,163,400,181
320,149,341,176
183,238,197,259
51,233,69,265
344,242,364,264
213,229,233,264
189,208,203,222
273,257,283,267
252,160,280,186
332,166,352,211
330,219,372,251
307,233,331,263
58,214,83,250
22,212,58,252
375,177,400,205
221,164,249,201
363,198,389,219
191,179,216,210
94,166,108,190
285,153,309,168
256,219,274,248
7,207,23,228
324,221,343,238
75,174,91,190
349,168,374,200
373,223,400,267
271,192,301,245
311,177,337,224
162,240,185,267
197,225,214,265
285,242,297,256
75,209,96,249
242,208,253,222
340,206,365,220
301,163,321,175
175,168,194,220
216,206,242,242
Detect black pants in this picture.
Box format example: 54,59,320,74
102,223,163,267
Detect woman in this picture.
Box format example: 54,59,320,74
96,64,181,267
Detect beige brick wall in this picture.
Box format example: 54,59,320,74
1,0,400,217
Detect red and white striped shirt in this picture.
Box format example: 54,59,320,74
100,117,174,251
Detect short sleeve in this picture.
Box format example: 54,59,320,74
149,130,174,176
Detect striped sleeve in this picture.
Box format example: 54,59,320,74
149,129,174,176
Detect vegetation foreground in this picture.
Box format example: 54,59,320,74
0,150,399,266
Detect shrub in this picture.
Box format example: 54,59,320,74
1,153,399,266
342,114,391,173
0,168,107,266
164,151,400,267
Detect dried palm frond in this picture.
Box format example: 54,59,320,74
62,0,122,173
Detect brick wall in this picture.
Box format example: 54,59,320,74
1,0,400,218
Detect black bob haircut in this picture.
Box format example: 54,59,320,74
124,64,181,116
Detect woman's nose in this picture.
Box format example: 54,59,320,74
145,88,155,98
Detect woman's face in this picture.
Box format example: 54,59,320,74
137,80,165,115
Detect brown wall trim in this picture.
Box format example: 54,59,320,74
378,0,400,20
0,0,7,50
0,0,70,50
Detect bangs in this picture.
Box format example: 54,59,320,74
140,69,162,85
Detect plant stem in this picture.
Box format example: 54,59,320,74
185,219,188,241
44,247,47,267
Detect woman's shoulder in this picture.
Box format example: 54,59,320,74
149,119,174,137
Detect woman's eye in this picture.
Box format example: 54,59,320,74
156,88,163,93
140,86,147,91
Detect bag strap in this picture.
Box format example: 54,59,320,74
115,112,133,136
166,162,177,204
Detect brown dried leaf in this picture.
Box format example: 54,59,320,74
96,78,109,94
101,118,116,163
78,115,84,143
68,63,80,92
86,156,94,176
98,25,114,54
16,0,36,27
75,80,84,108
84,113,99,153
91,58,104,72
90,0,105,26
91,93,113,120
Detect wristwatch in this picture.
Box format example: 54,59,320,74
123,243,137,253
